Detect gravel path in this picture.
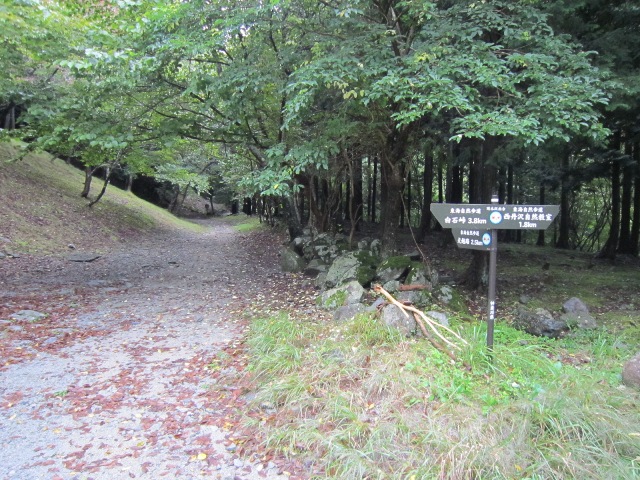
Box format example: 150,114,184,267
0,219,309,480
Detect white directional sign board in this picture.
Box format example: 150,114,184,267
430,204,559,231
451,229,494,251
430,202,560,353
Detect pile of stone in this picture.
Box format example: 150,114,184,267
513,297,598,338
280,231,455,337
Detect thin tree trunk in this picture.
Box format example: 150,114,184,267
597,131,622,262
419,150,434,239
125,173,134,192
537,184,546,246
371,156,378,223
631,142,640,256
557,151,572,249
88,167,112,207
618,138,634,254
461,139,497,289
81,166,94,198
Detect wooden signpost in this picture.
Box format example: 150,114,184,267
430,202,560,352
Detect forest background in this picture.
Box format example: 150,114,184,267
2,0,639,286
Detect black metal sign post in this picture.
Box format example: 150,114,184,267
430,203,559,352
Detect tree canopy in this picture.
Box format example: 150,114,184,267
4,0,639,281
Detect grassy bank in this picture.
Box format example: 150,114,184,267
0,141,203,255
245,311,640,479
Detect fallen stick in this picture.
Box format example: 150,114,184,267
373,284,468,362
398,284,432,292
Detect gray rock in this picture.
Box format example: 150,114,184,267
304,259,328,277
519,294,531,304
11,310,47,322
68,253,100,262
396,290,420,304
0,236,11,243
376,256,412,283
437,286,453,305
279,247,306,273
370,239,382,257
0,252,5,260
622,352,640,389
561,297,597,329
369,297,385,310
333,304,367,322
426,311,450,327
7,325,24,332
318,281,366,310
382,280,400,293
381,304,415,336
324,253,360,288
560,312,597,330
513,307,568,338
357,239,370,250
563,297,590,314
314,271,328,289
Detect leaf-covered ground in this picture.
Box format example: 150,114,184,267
0,218,323,479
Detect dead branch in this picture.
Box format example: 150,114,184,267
398,284,432,292
373,284,468,363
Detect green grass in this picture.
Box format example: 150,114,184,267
0,141,203,254
220,214,265,232
245,312,640,479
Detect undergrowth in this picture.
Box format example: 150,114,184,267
246,313,640,479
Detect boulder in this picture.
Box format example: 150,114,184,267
376,255,412,283
353,251,378,286
370,239,382,257
405,262,431,286
622,352,640,389
381,304,415,336
290,235,311,256
318,280,366,310
314,271,328,289
304,259,328,277
279,247,306,273
333,304,368,322
436,285,453,305
324,253,360,288
513,307,568,338
426,311,450,327
560,297,597,330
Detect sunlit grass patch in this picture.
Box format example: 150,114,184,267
245,312,640,479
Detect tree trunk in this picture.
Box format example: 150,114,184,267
88,167,112,207
370,157,378,223
536,183,546,246
4,105,16,130
353,157,363,229
631,142,639,256
556,151,572,249
283,195,303,240
597,131,622,262
618,138,634,254
461,139,497,290
81,166,94,198
125,173,134,192
380,159,404,255
504,162,515,242
419,150,434,239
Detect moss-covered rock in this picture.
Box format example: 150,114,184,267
376,255,412,283
317,281,366,310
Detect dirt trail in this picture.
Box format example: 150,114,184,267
0,219,310,480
